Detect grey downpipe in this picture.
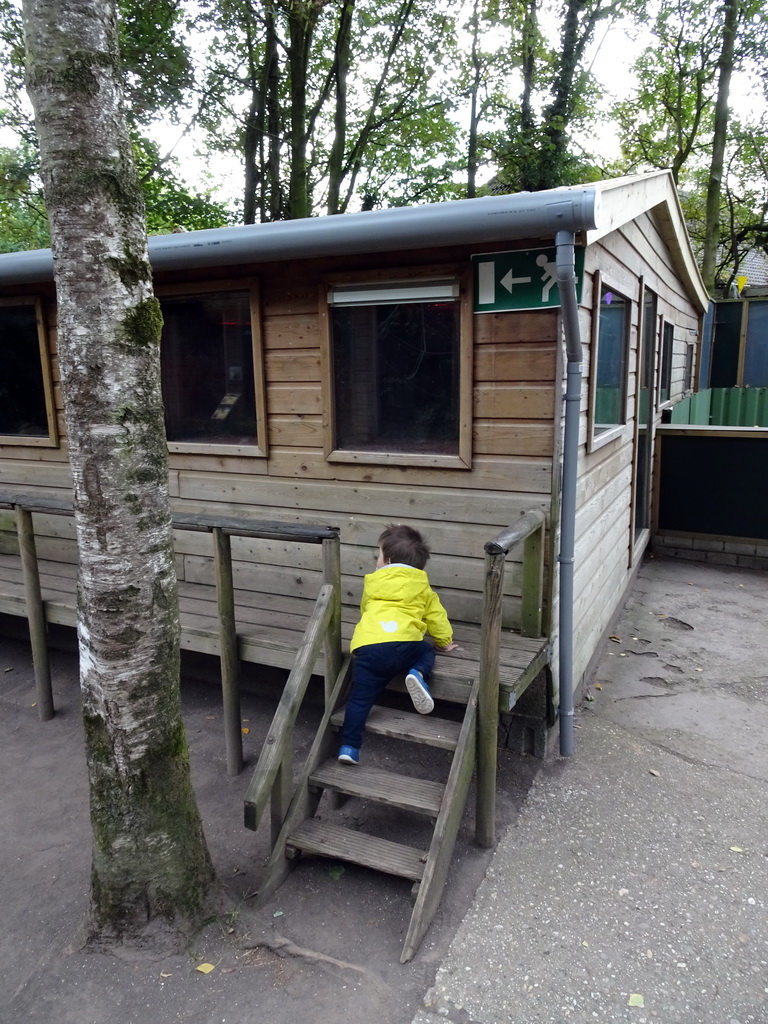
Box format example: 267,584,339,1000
555,230,582,757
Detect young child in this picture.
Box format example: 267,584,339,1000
337,523,459,765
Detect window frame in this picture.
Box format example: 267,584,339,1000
320,265,473,469
0,296,58,448
587,271,632,452
155,279,268,458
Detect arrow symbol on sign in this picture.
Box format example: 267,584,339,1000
500,269,532,293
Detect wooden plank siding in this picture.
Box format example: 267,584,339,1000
564,213,702,688
0,252,561,640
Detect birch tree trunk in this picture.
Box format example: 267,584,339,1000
21,0,216,948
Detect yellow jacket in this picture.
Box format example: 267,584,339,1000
350,564,453,652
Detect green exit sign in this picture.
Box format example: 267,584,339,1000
472,247,585,312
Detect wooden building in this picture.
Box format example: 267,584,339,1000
0,169,709,749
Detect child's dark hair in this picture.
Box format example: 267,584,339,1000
378,524,430,570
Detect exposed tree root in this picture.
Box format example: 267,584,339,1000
243,931,389,995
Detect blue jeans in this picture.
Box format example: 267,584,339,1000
340,640,436,750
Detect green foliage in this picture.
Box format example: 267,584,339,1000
613,0,768,291
118,0,195,126
195,0,465,218
613,0,720,180
0,142,49,251
494,0,646,193
134,138,232,233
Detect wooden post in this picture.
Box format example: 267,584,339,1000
15,506,54,721
213,528,243,776
322,532,342,707
476,548,504,848
520,521,544,638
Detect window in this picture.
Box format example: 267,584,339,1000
0,297,57,446
659,322,674,406
684,343,695,393
326,276,470,465
158,286,266,454
590,280,630,446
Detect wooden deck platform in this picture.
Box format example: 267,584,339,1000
0,551,548,712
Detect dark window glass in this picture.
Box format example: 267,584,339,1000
332,300,460,454
594,286,629,435
743,300,768,387
160,292,257,445
0,303,49,438
659,322,674,405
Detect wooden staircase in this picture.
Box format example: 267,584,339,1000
252,665,478,964
242,511,549,963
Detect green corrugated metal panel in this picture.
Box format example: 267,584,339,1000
710,388,727,424
670,395,692,423
709,388,768,426
668,388,768,426
690,390,712,425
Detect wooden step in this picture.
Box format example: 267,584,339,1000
286,818,427,881
330,705,462,750
310,759,444,816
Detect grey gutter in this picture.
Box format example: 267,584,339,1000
0,189,600,285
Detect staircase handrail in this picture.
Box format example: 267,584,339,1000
243,582,346,838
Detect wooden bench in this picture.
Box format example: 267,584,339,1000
0,493,551,779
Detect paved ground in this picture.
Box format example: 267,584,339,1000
416,555,768,1024
1,554,766,1024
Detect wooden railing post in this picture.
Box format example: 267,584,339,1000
477,510,547,847
520,520,544,638
15,505,54,721
213,527,243,776
321,531,342,707
476,548,504,848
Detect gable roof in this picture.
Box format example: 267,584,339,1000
584,170,709,311
0,170,708,310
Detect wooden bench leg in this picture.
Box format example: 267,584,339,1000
16,506,54,721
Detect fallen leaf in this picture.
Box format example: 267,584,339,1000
730,846,744,853
595,683,602,690
581,940,589,947
241,727,250,734
195,963,215,974
610,635,621,643
628,994,645,1007
329,864,345,881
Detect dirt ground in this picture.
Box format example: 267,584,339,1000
0,619,539,1024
